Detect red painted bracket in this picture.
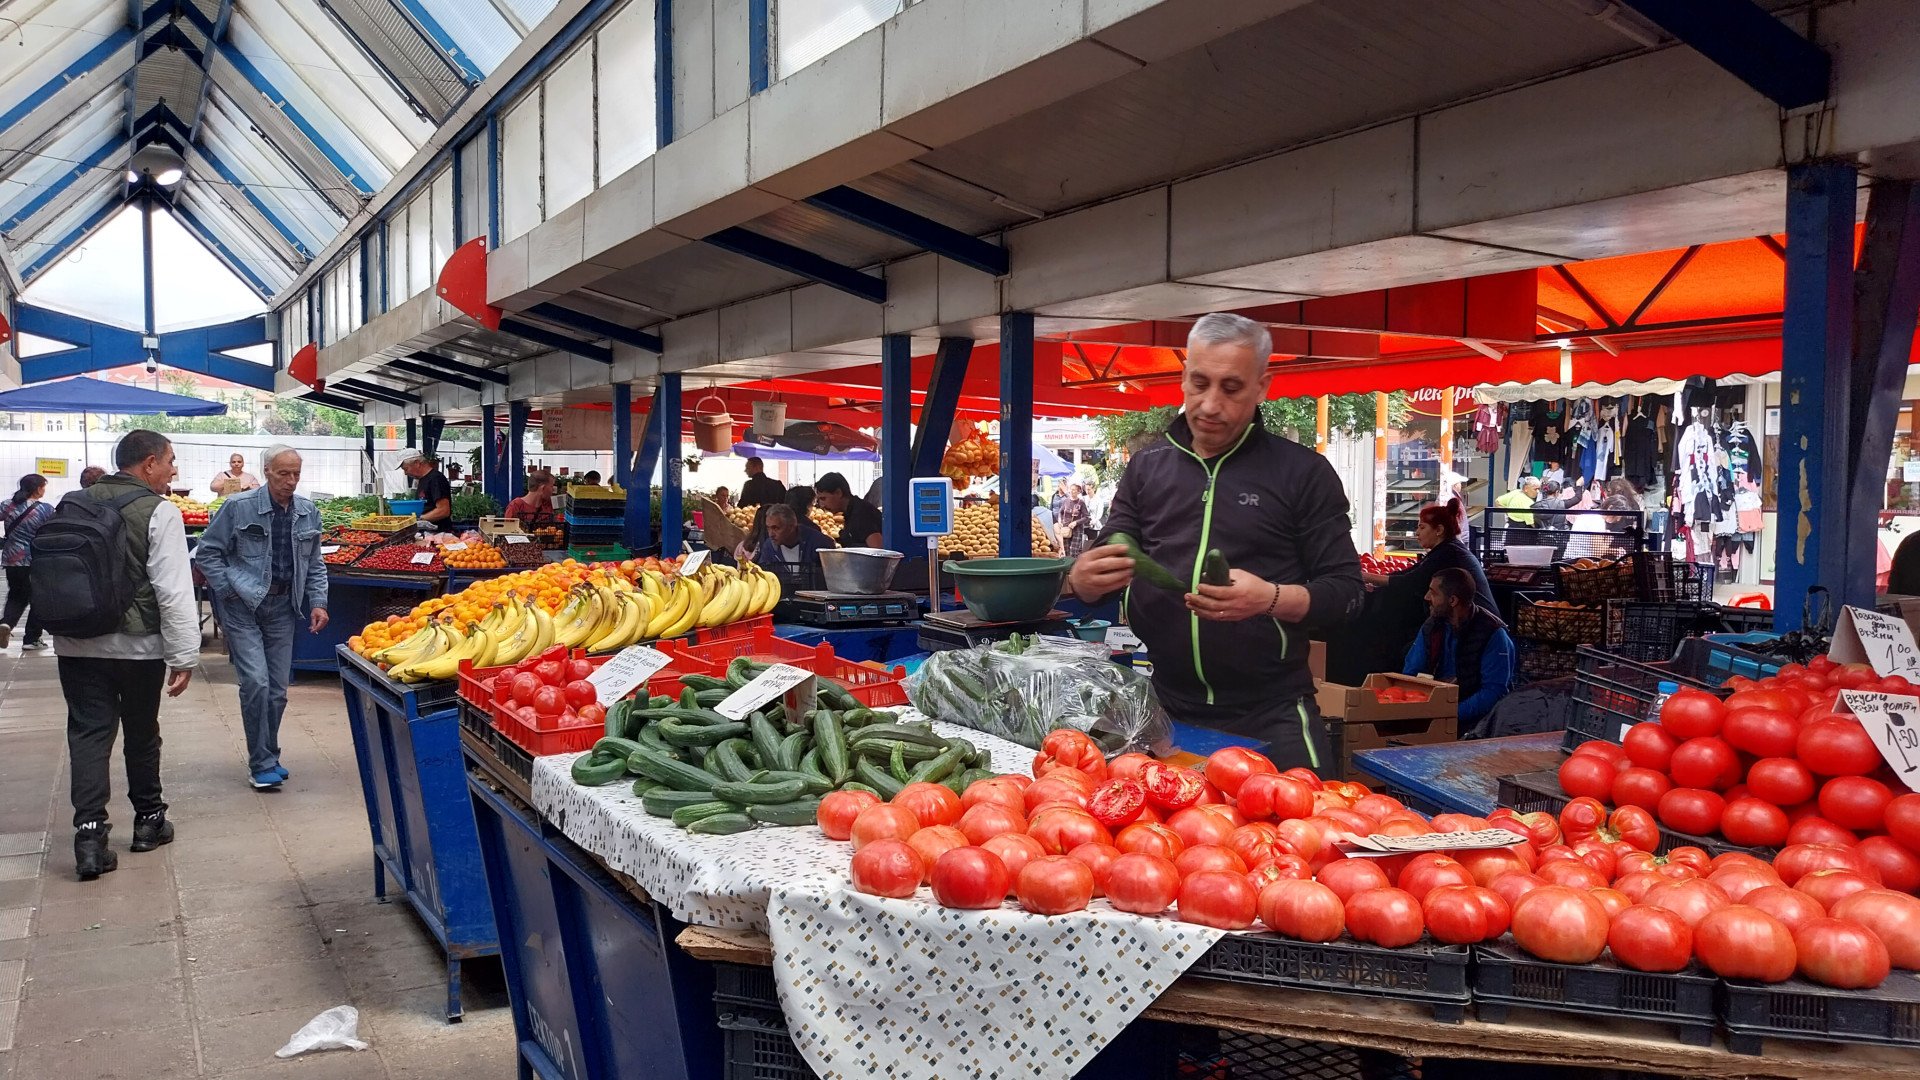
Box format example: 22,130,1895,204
436,237,501,331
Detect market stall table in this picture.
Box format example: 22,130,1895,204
294,567,446,673
1351,733,1563,816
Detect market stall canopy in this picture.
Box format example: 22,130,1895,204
729,441,879,463
0,376,226,415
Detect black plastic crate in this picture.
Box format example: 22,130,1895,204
1170,1027,1419,1080
1495,772,1774,859
715,962,785,1026
1632,552,1716,603
1722,972,1920,1055
1515,638,1579,682
1189,934,1469,1022
1472,940,1717,1046
1602,600,1727,663
721,1012,815,1080
1565,645,1724,750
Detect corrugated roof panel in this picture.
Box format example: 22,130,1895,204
408,0,519,71
0,0,129,120
0,103,124,229
324,0,470,120
14,185,120,277
178,179,298,292
201,78,362,216
0,87,123,195
177,166,305,270
198,101,347,250
0,84,126,189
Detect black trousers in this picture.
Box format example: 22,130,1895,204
1,566,42,644
59,656,167,829
1162,689,1336,778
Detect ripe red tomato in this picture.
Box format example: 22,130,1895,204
1032,729,1108,782
1396,853,1477,901
980,833,1046,891
1114,821,1185,860
1818,775,1894,832
1643,877,1732,929
562,679,598,710
1793,917,1891,989
1488,871,1548,910
817,789,882,841
1607,905,1693,972
1797,717,1883,777
1706,864,1781,904
1139,762,1206,811
1722,707,1801,758
531,685,566,719
956,802,1027,846
534,660,567,687
1015,855,1095,915
1234,774,1314,823
1657,787,1725,837
1106,852,1182,914
1085,778,1148,829
1885,793,1920,853
1165,807,1236,850
1028,806,1109,856
1349,793,1406,824
1422,885,1509,945
1177,870,1258,929
1173,844,1248,878
1717,797,1790,848
1316,858,1393,902
1795,869,1881,911
1855,836,1920,894
1535,859,1608,890
1669,737,1741,791
1785,813,1857,847
962,776,1027,813
930,846,1009,908
1203,746,1278,798
1022,776,1091,815
1066,842,1122,896
1693,905,1797,981
1246,855,1312,890
1622,721,1680,771
1272,818,1326,863
893,782,962,828
1345,887,1425,948
1572,741,1631,769
1831,890,1920,969
1225,823,1284,869
1431,812,1493,834
1665,846,1712,873
850,839,925,898
510,672,543,707
850,804,921,850
1278,766,1323,791
1558,753,1619,801
1106,752,1154,781
1746,757,1816,806
1775,842,1881,886
1590,887,1633,919
1510,886,1610,963
1610,767,1673,811
1456,848,1534,888
1196,802,1245,828
1485,809,1559,847
1258,878,1345,941
904,826,969,882
1661,689,1726,738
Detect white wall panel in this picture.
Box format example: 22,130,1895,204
430,168,455,284
386,216,408,312
406,189,432,298
545,46,597,215
597,1,658,180
501,91,544,242
776,0,902,78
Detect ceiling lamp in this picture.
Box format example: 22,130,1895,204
128,144,186,188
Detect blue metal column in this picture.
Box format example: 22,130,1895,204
629,399,665,552
880,334,914,551
1845,179,1920,609
481,404,506,508
910,338,972,478
999,314,1034,557
658,374,684,556
508,402,529,499
140,199,156,338
1775,161,1857,631
613,383,634,491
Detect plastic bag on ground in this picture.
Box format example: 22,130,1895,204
275,1005,370,1058
907,634,1171,756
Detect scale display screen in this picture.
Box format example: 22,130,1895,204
909,477,953,537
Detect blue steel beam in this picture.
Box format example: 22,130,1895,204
406,417,417,448
387,0,486,85
0,27,137,135
629,395,664,551
481,403,506,507
614,383,637,540
216,42,376,195
879,334,914,551
140,23,204,67
2,139,123,233
186,0,236,139
20,198,121,279
1845,179,1920,609
422,416,446,457
336,378,422,407
409,351,509,385
747,0,769,93
658,374,684,555
508,401,529,499
909,337,973,478
702,228,886,304
498,318,613,364
999,314,1035,558
526,303,663,353
386,357,482,392
1774,161,1856,632
1620,0,1829,110
805,186,1009,276
13,305,275,389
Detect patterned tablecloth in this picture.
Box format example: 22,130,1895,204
529,718,1229,1080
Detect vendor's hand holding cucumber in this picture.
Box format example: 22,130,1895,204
1066,543,1134,601
1187,569,1310,623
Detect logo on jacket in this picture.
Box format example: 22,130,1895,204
1238,492,1260,507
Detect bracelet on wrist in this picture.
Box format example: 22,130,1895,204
1264,582,1282,618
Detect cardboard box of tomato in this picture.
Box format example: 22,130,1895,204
1317,673,1458,723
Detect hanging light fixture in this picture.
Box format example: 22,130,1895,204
128,145,186,188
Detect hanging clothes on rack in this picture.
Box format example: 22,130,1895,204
1622,399,1658,488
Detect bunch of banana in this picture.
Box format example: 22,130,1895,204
586,588,656,652
371,620,448,669
486,597,554,668
641,574,702,641
387,618,480,683
683,562,777,628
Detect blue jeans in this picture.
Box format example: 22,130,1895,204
223,596,296,774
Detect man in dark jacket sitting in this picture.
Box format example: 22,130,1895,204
1403,567,1515,731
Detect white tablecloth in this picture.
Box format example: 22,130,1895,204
528,718,1227,1080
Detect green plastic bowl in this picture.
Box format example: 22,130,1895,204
942,557,1074,623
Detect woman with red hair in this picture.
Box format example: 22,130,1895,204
1362,498,1496,616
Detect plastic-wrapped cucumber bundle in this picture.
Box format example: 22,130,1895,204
907,633,1171,755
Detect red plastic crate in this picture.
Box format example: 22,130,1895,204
691,613,775,645
490,701,604,756
457,645,580,709
665,626,910,707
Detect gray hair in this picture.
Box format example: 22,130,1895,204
262,444,301,471
1187,313,1273,366
765,504,798,525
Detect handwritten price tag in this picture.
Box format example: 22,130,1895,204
1337,828,1531,856
504,535,531,544
715,664,814,720
444,542,467,551
1830,606,1920,677
410,551,435,565
587,646,672,706
320,545,339,555
680,549,709,576
1839,691,1920,792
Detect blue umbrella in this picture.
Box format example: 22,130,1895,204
0,376,226,464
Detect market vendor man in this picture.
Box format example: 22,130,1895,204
396,449,453,528
1067,312,1363,773
1403,567,1514,735
504,468,560,527
815,472,884,548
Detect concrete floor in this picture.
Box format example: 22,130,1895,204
0,631,518,1078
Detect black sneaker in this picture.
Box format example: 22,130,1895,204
74,824,117,881
130,812,173,852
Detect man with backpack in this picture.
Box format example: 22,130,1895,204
36,430,199,880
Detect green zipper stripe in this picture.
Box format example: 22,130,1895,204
1164,423,1254,708
1297,700,1320,769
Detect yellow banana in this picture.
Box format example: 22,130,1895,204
411,622,488,682
640,571,665,605
555,586,603,648
526,599,555,656
642,579,687,639
588,593,642,652
495,602,541,666
470,625,500,669
374,622,438,666
661,582,702,639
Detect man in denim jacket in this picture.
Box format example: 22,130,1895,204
194,446,329,788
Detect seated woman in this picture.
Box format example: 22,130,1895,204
1404,567,1516,736
504,469,560,527
1363,498,1496,614
1566,495,1635,561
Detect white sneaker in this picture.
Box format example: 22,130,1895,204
20,641,48,652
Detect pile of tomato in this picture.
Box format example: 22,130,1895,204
828,734,1920,991
491,648,607,730
1557,657,1919,893
1372,686,1433,704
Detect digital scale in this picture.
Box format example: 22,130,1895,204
918,608,1075,651
1486,564,1558,587
780,589,920,627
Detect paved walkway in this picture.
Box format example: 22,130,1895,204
0,632,517,1078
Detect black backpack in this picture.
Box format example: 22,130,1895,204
29,487,159,638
